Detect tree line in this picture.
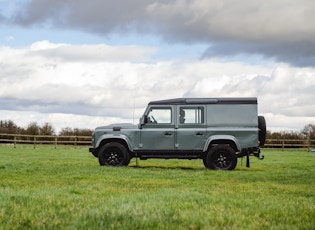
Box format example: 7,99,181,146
0,120,92,136
1,119,314,139
267,124,315,140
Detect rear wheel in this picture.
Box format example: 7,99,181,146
205,145,237,170
98,142,130,166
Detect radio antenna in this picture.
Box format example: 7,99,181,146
133,94,135,124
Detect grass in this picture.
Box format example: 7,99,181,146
0,145,314,230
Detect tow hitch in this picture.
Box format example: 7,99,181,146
240,148,264,168
253,148,265,160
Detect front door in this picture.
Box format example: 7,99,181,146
140,106,175,150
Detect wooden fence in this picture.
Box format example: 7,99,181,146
1,133,315,150
264,138,315,151
0,133,91,149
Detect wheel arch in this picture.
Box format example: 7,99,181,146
204,135,241,152
96,134,132,152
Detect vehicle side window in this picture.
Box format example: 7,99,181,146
179,107,204,124
147,107,172,124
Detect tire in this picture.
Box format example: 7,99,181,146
205,145,237,170
98,142,130,166
258,116,266,147
202,157,209,168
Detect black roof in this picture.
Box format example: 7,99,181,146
149,97,257,105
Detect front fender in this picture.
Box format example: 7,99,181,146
96,134,133,151
203,135,241,152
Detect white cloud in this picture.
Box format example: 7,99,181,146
28,40,157,62
264,113,315,131
0,41,314,132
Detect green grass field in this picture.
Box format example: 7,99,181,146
0,145,314,230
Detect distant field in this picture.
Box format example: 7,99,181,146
0,145,314,229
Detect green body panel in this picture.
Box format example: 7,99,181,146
140,127,175,150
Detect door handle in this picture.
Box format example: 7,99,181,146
196,132,204,136
164,132,172,136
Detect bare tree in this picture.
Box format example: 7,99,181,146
0,120,19,134
59,127,92,136
40,122,55,135
25,122,40,135
302,124,315,139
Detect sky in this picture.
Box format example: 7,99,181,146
0,0,315,133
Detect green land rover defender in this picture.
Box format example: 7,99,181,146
89,98,266,170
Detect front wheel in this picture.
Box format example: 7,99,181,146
205,145,237,170
98,142,130,166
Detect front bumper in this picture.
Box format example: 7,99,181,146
89,147,98,158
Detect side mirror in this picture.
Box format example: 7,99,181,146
143,115,148,123
139,115,147,129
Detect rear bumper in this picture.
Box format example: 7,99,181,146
238,147,264,160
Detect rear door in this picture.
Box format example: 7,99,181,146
175,105,207,150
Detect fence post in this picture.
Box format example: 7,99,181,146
74,136,77,149
282,140,284,151
55,136,57,149
34,136,36,149
14,135,17,148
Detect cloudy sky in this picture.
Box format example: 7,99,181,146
0,0,315,133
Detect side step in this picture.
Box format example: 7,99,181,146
139,154,201,160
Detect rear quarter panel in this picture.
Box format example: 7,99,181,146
206,104,258,149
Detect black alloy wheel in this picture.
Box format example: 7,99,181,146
98,142,129,166
206,145,237,170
